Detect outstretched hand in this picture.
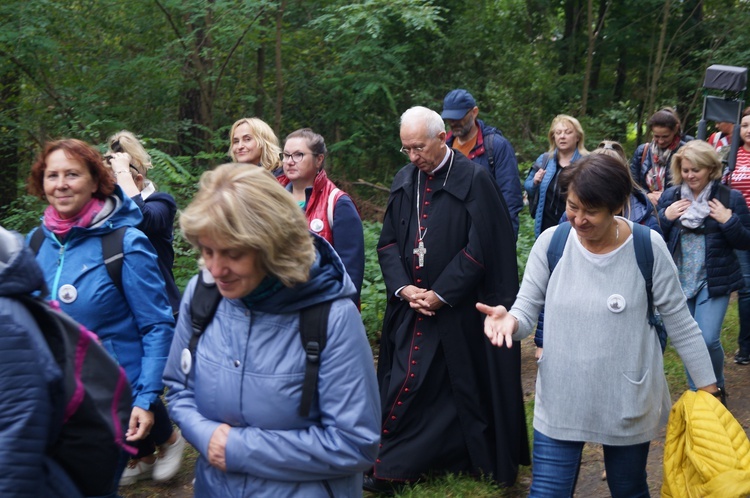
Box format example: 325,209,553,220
476,303,517,349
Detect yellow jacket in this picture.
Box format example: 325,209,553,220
662,390,750,497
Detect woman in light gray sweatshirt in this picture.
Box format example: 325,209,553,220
478,154,718,498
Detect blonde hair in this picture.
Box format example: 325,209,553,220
180,164,315,286
671,140,723,185
107,130,152,177
228,118,282,172
547,114,588,155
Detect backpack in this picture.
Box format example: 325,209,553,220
29,225,127,294
16,295,134,496
527,153,551,219
547,222,668,351
185,270,332,417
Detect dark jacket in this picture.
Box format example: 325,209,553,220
657,181,750,296
630,141,685,192
446,119,523,237
0,228,83,497
132,187,181,313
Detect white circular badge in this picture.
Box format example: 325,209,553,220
180,348,193,375
310,218,325,233
607,294,626,313
58,284,78,304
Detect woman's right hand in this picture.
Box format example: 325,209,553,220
476,303,517,348
665,199,692,221
533,168,546,185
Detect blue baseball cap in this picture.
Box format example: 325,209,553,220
441,89,476,120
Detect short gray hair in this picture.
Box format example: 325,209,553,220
400,106,445,138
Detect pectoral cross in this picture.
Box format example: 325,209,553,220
413,240,426,268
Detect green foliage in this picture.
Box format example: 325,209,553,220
1,193,46,234
361,221,386,346
516,201,536,279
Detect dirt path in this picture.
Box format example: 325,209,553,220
519,336,750,496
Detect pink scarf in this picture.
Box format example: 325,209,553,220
44,198,106,240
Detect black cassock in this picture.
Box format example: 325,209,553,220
375,151,530,485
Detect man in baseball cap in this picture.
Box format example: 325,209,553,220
441,89,523,238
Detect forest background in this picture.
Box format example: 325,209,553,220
2,0,750,324
3,2,750,494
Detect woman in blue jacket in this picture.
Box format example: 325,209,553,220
163,164,380,497
657,140,750,396
27,139,174,496
525,114,588,238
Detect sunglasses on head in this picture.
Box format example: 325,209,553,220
597,141,624,153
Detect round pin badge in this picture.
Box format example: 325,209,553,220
310,218,325,233
58,284,78,304
180,348,193,375
607,294,626,313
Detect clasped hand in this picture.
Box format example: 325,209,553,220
476,303,517,348
399,285,443,316
666,198,732,224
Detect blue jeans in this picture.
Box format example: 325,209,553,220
529,430,650,498
685,285,729,390
736,249,750,355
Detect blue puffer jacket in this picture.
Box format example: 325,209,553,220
0,228,82,497
630,141,685,192
657,181,750,296
29,186,174,411
524,149,584,237
163,235,380,497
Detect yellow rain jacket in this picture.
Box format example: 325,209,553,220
662,390,750,497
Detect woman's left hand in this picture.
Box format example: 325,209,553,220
109,152,132,176
125,406,155,441
208,424,231,472
709,198,732,224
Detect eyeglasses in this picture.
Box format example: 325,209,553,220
279,152,310,163
597,141,624,153
399,146,426,156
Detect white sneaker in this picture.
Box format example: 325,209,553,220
119,460,154,486
153,431,186,482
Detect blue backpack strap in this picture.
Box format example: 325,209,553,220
546,222,572,274
631,223,656,325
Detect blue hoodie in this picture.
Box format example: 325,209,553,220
163,235,380,497
29,186,174,411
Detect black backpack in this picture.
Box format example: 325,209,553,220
16,295,133,496
186,271,332,417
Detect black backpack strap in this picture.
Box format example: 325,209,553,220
101,227,127,295
485,131,495,174
29,224,45,254
189,272,223,353
183,271,223,384
298,301,332,417
546,222,571,274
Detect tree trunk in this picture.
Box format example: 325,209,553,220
580,0,594,115
0,68,20,216
645,0,671,118
255,46,265,118
274,0,286,134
